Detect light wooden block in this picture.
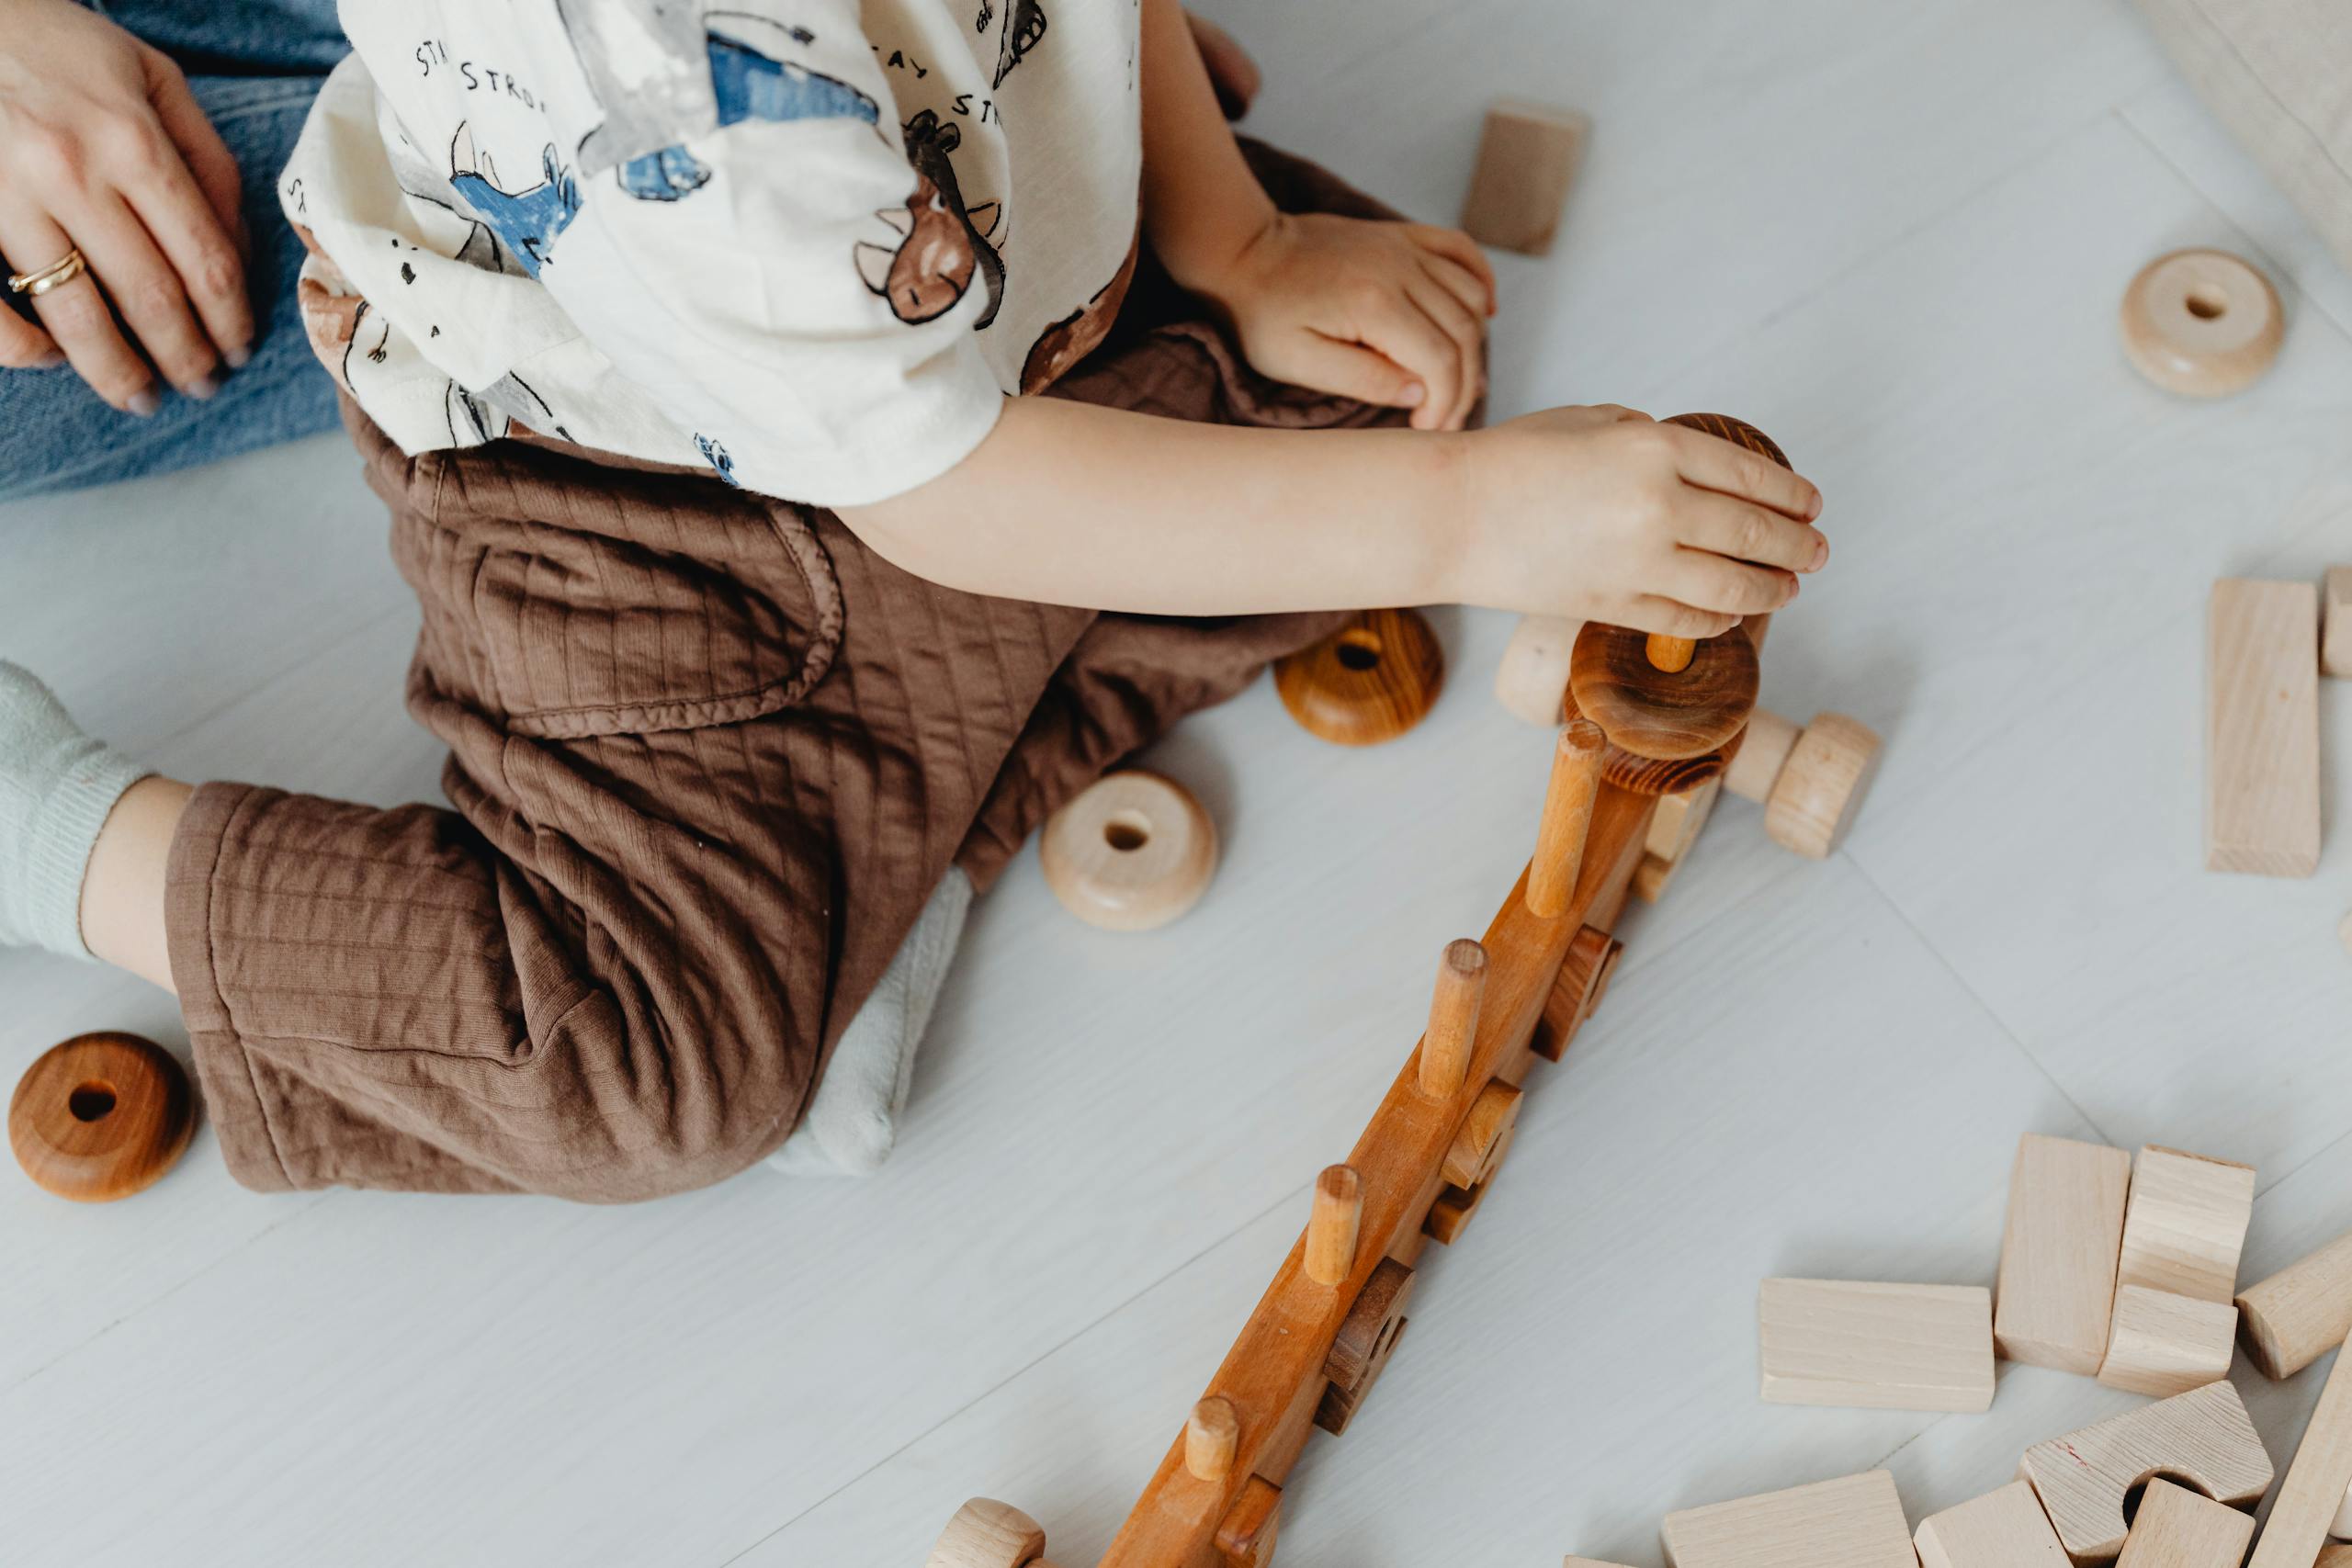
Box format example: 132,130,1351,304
1460,98,1589,256
2320,1545,2352,1568
2018,1379,2273,1562
1914,1482,2068,1568
1758,1279,1994,1412
1994,1133,2133,1373
926,1499,1047,1568
2098,1284,2238,1396
2239,1227,2352,1379
2246,1326,2352,1568
2112,1479,2252,1568
2206,577,2321,876
2324,567,2352,679
1496,614,1580,725
1660,1469,1915,1568
2116,1145,2256,1303
1635,778,1724,902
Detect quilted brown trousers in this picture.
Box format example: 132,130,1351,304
162,143,1405,1199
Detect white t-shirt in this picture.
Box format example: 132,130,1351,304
282,0,1143,505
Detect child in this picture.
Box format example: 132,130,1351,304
0,0,1826,1197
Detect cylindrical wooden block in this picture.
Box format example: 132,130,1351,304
1185,1394,1239,1482
1039,771,1217,931
923,1498,1047,1568
1306,1164,1362,1286
1763,713,1881,859
2238,1229,2352,1379
1494,613,1579,726
1526,720,1605,919
1274,607,1444,746
9,1032,194,1202
2120,248,2283,399
1724,708,1800,803
1645,633,1696,673
1416,939,1487,1099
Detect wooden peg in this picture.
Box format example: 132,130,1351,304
1527,720,1606,918
2208,578,2322,876
2114,1478,2253,1568
1913,1482,2070,1568
1317,1257,1414,1436
1660,1470,1914,1568
1040,771,1218,931
2237,1227,2352,1378
1306,1165,1361,1286
2018,1379,2272,1562
1993,1133,2132,1374
1645,632,1696,674
1458,98,1587,256
1496,614,1581,726
2097,1284,2237,1396
925,1499,1048,1568
1214,1475,1281,1567
1185,1395,1239,1482
1758,1279,1995,1413
2245,1325,2352,1568
2120,248,2283,399
8,1031,194,1203
1417,939,1487,1099
1724,708,1802,803
1441,1080,1523,1189
1274,607,1444,747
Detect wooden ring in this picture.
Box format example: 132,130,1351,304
1040,771,1218,931
2120,249,2282,398
9,1032,194,1202
1568,620,1758,761
1274,608,1444,747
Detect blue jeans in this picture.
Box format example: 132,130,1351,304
0,1,347,502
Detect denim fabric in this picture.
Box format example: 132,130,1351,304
0,4,345,502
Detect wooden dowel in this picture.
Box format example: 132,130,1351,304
1526,719,1606,919
1306,1165,1363,1286
1645,632,1696,673
1415,939,1487,1099
1185,1395,1239,1482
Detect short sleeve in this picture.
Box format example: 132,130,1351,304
534,24,1005,507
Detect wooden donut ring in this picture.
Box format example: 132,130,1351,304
1274,608,1444,746
2120,249,2282,399
9,1032,194,1202
1568,620,1758,761
1040,771,1218,931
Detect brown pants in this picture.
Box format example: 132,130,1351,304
163,144,1403,1200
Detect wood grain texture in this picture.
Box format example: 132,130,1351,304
1306,1166,1363,1287
2096,1284,2237,1396
1039,771,1219,931
1440,1080,1522,1188
2017,1380,2272,1562
1569,620,1759,761
1530,926,1620,1064
1757,1279,1994,1412
2112,1479,2252,1568
1187,1396,1239,1482
2238,1228,2352,1379
2324,567,2352,680
1214,1476,1281,1567
1763,714,1882,859
1316,1257,1413,1437
1417,939,1487,1100
2205,578,2320,876
1993,1133,2132,1373
1274,608,1444,748
924,1499,1047,1568
1659,1469,1914,1568
2116,1145,2256,1303
8,1032,193,1203
1913,1482,2070,1568
1635,778,1724,903
1458,98,1588,255
1724,709,1800,804
1423,1122,1515,1246
2245,1327,2352,1568
2120,249,2282,398
1528,720,1607,918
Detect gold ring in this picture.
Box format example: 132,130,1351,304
8,248,86,297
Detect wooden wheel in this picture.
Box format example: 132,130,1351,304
9,1032,194,1202
1275,608,1443,746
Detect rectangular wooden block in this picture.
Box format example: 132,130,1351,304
1460,98,1589,255
1660,1469,1915,1568
1758,1279,1994,1412
2113,1479,2253,1568
1995,1133,2133,1373
1913,1481,2069,1568
2206,577,2321,876
2246,1325,2352,1568
2117,1145,2256,1303
2098,1283,2237,1396
2324,566,2352,679
2019,1379,2273,1562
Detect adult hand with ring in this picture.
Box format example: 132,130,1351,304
0,0,254,415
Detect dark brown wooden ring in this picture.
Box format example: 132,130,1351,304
9,1032,194,1202
1568,620,1758,761
1275,607,1445,747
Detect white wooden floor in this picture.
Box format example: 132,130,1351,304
6,2,2352,1563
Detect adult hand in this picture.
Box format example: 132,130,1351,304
0,0,253,413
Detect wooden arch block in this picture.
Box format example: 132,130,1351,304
2017,1380,2273,1562
1914,1482,2069,1568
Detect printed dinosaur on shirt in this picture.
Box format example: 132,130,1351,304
283,0,1143,506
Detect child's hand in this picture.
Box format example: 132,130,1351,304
1453,406,1830,636
1203,212,1496,433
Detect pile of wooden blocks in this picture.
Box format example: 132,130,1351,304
1564,1132,2352,1565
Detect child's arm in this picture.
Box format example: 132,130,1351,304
840,398,1826,634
